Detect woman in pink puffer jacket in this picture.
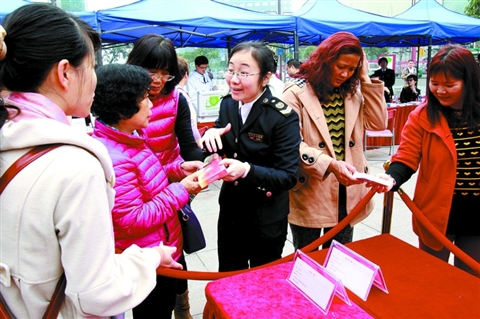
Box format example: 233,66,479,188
91,64,202,319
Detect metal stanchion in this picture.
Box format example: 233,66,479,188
381,160,393,234
381,191,394,234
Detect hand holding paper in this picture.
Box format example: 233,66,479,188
197,153,228,188
352,171,393,187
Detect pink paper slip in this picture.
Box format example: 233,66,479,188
197,154,228,188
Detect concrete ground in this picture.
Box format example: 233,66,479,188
182,146,420,319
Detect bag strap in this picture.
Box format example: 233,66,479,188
0,144,62,194
42,274,66,319
1,143,66,319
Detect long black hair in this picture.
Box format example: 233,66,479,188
426,44,480,128
0,3,101,128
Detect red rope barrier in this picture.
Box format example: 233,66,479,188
398,189,480,277
157,189,377,280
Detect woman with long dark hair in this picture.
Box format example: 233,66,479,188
0,4,181,318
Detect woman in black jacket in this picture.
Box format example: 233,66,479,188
400,74,421,103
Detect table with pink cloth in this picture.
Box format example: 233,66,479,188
203,234,480,319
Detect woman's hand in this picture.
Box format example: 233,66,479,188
219,158,250,182
328,159,363,187
366,173,395,193
200,124,232,153
154,243,183,269
180,161,203,176
180,171,203,194
359,51,372,83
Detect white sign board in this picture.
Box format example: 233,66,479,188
197,90,228,123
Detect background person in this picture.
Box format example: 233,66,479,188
267,52,285,97
282,31,387,251
127,34,205,164
126,34,204,319
400,74,421,103
177,56,202,149
376,44,480,276
371,57,396,102
401,59,417,85
201,41,301,272
187,55,215,113
91,63,202,319
0,4,181,318
286,58,301,79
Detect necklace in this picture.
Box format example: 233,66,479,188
453,110,463,119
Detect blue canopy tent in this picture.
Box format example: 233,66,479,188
96,0,297,48
395,0,480,70
0,0,98,31
395,0,480,46
293,0,433,47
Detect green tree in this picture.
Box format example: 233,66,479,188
177,48,224,71
101,44,133,65
363,47,389,61
465,0,480,17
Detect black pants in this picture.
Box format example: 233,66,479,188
132,254,187,319
290,185,353,250
217,215,288,272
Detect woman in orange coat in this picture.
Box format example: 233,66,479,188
377,45,480,276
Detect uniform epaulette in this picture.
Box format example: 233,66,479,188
261,97,294,117
285,77,307,88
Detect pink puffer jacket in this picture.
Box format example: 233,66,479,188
146,88,184,181
93,121,189,261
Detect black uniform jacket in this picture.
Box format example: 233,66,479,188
213,87,301,226
372,68,396,101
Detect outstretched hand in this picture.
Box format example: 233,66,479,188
181,160,203,176
180,170,203,194
328,159,363,187
200,123,232,153
367,173,395,193
219,158,250,182
154,243,183,269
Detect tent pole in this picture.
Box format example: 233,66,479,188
96,23,103,67
294,30,299,60
427,35,432,71
416,45,420,77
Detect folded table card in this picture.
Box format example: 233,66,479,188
287,250,351,315
324,240,389,301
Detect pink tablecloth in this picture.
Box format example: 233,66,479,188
203,234,480,319
204,261,372,319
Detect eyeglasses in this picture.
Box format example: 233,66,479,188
407,79,415,82
225,69,260,80
149,72,175,82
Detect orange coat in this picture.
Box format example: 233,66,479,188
391,104,457,250
283,80,387,228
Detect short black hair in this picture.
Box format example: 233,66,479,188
406,74,417,82
126,34,180,95
195,55,209,66
287,59,300,68
378,57,388,65
91,64,151,125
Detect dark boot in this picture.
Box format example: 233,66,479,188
174,290,193,319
